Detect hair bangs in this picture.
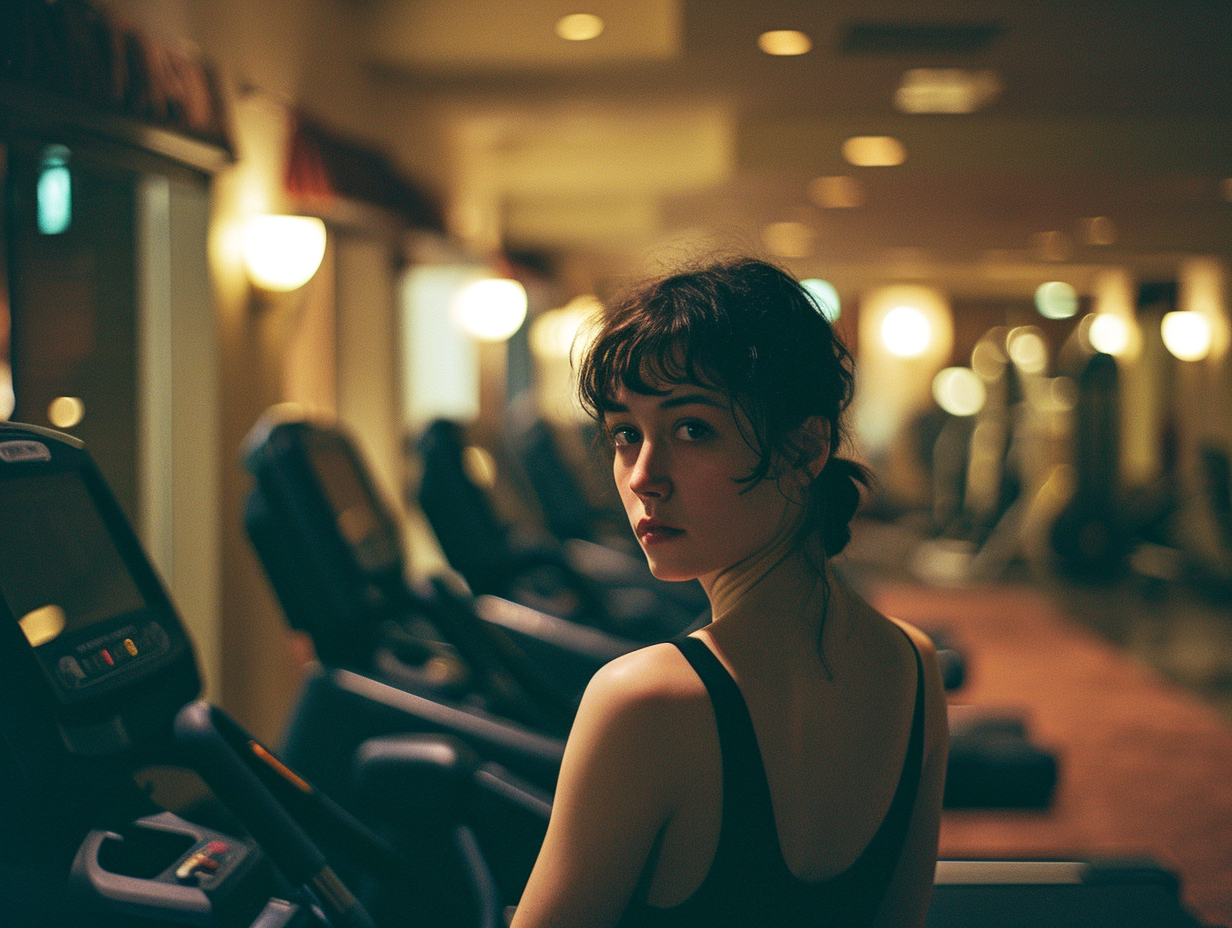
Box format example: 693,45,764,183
579,295,735,419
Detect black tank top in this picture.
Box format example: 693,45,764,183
616,633,926,928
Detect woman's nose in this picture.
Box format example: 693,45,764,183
628,442,670,499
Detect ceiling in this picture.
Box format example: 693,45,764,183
352,0,1232,300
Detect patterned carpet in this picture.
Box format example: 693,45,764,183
869,581,1232,928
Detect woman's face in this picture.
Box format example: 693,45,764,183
605,381,799,592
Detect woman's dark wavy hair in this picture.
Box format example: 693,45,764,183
577,258,870,557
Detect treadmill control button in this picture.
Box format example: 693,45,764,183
175,841,232,882
57,656,86,686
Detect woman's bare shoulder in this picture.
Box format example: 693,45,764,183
582,641,710,719
886,615,940,661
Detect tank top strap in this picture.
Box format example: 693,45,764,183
670,636,781,872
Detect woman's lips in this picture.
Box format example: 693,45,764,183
636,519,684,545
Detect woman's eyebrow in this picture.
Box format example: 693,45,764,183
660,393,725,410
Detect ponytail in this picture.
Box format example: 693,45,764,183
814,456,871,557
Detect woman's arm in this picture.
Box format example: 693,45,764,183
873,621,950,928
511,644,700,928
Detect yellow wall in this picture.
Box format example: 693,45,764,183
102,0,399,741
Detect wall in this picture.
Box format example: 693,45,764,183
102,0,400,741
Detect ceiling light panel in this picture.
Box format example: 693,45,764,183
758,30,812,56
555,13,604,41
895,68,1002,114
842,136,907,167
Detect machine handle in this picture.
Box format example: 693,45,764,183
173,701,378,928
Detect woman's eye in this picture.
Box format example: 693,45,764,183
675,421,713,442
610,425,640,447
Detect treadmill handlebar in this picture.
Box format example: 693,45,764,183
173,701,378,928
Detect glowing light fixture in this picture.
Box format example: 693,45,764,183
933,367,986,416
1007,327,1048,374
894,68,1001,114
808,175,864,209
48,396,85,429
555,13,604,41
452,277,528,342
882,305,932,357
1087,313,1130,357
38,145,72,235
801,279,841,321
842,136,906,168
758,30,812,55
244,215,327,291
1035,281,1079,320
761,221,814,258
1161,310,1212,362
971,338,1008,381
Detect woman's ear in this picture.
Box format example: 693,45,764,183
800,416,831,480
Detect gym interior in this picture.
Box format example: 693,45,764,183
2,1,1231,925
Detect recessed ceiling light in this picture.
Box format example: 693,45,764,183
758,30,812,56
808,175,865,208
894,68,1001,114
556,13,604,41
761,221,814,258
841,136,906,167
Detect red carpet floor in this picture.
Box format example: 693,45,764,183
871,582,1232,928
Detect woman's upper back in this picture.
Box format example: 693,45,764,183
639,580,940,905
617,621,928,927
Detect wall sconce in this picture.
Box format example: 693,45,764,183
243,215,327,291
451,277,528,342
1161,310,1212,362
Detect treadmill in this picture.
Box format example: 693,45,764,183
0,422,508,928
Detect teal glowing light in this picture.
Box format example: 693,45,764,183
801,278,841,321
37,145,72,235
1034,281,1078,320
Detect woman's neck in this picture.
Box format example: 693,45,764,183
703,505,833,643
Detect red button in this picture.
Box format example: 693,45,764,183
99,650,114,666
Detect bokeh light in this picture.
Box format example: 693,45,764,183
842,136,907,167
1008,327,1048,374
555,13,604,41
451,278,528,342
1161,310,1212,362
1088,313,1131,356
933,367,986,416
882,305,932,357
1035,281,1078,320
48,396,85,429
758,30,812,55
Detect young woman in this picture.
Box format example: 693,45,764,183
511,259,948,928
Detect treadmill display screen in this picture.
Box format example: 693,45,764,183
0,470,171,700
308,434,400,575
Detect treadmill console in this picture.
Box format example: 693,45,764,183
0,424,199,838
244,415,407,666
